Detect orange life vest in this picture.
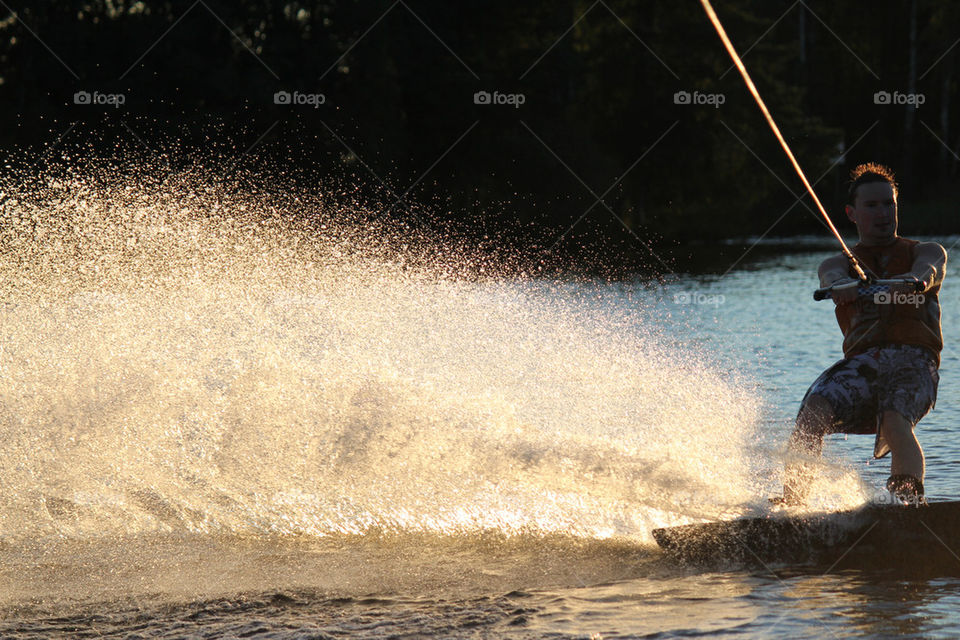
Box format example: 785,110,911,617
835,237,942,365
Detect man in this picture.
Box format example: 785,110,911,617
783,163,947,507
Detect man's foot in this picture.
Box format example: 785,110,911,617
886,474,928,507
769,496,801,507
769,489,806,508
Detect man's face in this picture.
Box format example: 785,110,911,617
845,181,897,244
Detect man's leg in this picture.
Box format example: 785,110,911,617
880,410,925,504
880,411,924,478
783,394,833,504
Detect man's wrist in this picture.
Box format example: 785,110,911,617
831,277,859,289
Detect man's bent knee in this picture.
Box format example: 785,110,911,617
795,394,834,437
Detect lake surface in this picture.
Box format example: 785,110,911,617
1,216,959,638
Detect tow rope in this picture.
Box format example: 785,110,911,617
698,0,869,282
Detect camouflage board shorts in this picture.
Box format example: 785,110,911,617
798,344,939,458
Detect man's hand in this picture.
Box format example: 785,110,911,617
887,274,925,296
829,278,861,305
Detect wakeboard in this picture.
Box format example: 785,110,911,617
652,500,960,571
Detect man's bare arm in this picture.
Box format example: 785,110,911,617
818,254,856,288
817,254,862,305
910,242,948,291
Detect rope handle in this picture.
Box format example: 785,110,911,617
813,278,924,301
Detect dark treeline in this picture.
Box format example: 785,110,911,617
0,1,958,263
